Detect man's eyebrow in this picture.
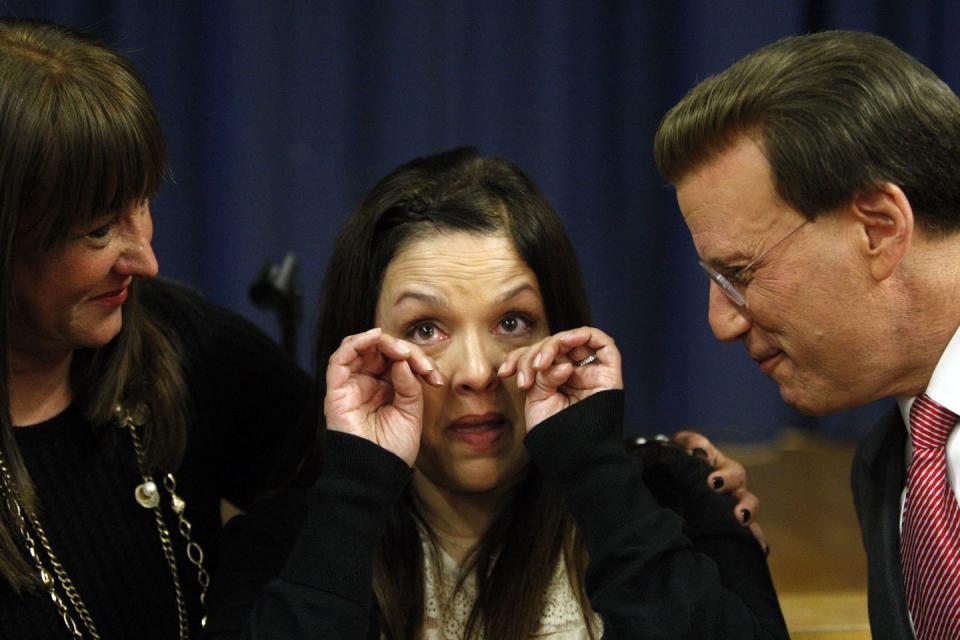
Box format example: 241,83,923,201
703,248,754,270
700,255,731,271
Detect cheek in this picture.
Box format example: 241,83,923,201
748,266,821,328
502,377,526,429
419,384,447,437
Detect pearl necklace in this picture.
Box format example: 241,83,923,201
0,404,209,639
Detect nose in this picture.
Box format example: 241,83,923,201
446,329,500,394
707,282,751,342
115,205,159,278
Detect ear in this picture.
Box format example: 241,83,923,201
849,183,913,281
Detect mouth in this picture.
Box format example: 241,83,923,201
752,350,784,375
446,413,510,449
91,286,129,307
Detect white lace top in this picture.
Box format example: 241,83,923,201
405,530,602,639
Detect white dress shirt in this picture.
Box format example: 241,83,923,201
899,325,960,517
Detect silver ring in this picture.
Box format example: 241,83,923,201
575,354,598,367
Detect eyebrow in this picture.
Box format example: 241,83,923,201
391,282,538,308
702,256,735,271
495,282,538,304
393,290,445,307
703,250,753,271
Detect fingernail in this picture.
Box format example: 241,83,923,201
740,508,751,524
692,447,708,459
429,370,444,386
497,362,507,376
518,370,526,387
533,352,542,369
763,544,771,558
711,476,724,490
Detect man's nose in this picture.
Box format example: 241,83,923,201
707,283,751,342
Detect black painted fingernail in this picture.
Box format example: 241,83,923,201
692,447,708,459
711,476,724,490
741,508,751,524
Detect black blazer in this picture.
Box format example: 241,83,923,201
850,407,914,639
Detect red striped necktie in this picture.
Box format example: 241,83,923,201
902,393,960,639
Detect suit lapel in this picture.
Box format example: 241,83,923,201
851,407,914,639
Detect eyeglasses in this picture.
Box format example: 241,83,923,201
698,219,809,309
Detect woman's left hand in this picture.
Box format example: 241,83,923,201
672,430,767,550
498,326,623,432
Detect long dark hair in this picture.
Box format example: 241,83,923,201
314,147,596,638
0,18,187,592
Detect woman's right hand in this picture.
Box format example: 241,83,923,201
324,327,443,466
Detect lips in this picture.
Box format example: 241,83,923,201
446,413,510,449
751,350,783,375
91,286,129,306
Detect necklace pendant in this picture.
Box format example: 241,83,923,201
135,481,160,508
114,402,149,428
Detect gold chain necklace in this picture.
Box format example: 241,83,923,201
0,404,209,639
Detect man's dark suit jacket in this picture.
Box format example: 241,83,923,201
851,406,915,639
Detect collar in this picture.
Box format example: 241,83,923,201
898,325,960,426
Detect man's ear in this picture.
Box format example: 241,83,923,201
849,183,913,281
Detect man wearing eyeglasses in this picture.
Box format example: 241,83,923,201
654,30,960,640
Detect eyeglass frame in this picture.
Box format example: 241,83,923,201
698,219,810,309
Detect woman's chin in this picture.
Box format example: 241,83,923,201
448,459,529,495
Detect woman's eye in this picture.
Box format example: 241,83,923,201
406,321,445,345
87,223,114,239
79,215,117,242
495,314,532,336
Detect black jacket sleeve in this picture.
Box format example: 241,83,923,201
201,431,410,640
525,389,788,640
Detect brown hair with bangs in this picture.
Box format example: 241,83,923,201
0,18,187,592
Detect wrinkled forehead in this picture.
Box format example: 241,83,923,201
675,136,789,259
377,231,540,312
386,230,531,285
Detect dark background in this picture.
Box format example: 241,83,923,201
6,1,958,441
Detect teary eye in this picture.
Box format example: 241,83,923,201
495,313,535,336
415,323,436,340
405,320,447,346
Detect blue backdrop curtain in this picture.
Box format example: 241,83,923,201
6,1,958,441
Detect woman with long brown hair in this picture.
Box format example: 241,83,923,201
204,147,787,639
0,18,311,638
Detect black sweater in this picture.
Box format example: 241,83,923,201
1,278,312,639
203,390,788,639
